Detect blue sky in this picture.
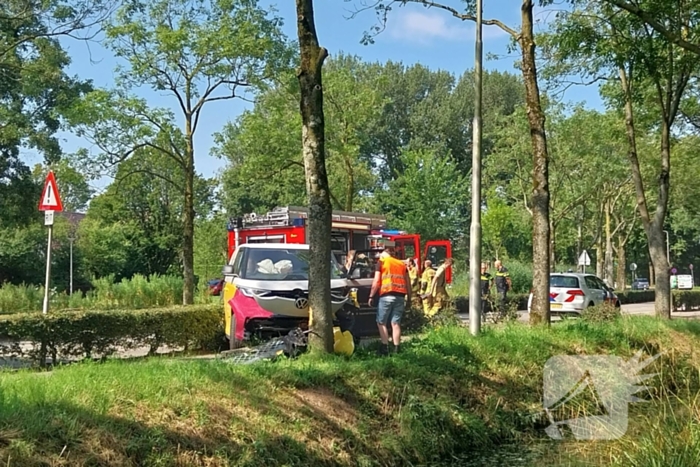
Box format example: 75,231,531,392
41,0,603,192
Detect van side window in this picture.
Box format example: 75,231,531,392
231,249,245,276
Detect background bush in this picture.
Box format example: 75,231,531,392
672,290,700,311
0,304,222,365
616,290,656,304
450,259,533,297
0,274,218,314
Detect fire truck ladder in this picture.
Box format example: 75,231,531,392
242,206,387,229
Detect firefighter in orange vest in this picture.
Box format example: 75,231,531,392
368,247,411,355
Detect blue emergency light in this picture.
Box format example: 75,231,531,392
292,218,305,227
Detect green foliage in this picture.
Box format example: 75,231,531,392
482,194,531,261
672,290,700,311
32,159,94,212
216,54,381,214
581,302,621,322
617,290,656,304
451,260,533,297
216,61,524,243
378,147,469,241
194,213,229,280
0,304,221,364
0,274,216,314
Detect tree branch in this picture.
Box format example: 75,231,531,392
115,168,184,193
606,0,700,56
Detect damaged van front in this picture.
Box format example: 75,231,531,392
222,244,353,348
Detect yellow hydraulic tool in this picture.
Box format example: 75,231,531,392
309,307,356,356
333,327,355,356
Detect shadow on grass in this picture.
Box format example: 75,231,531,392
0,397,339,467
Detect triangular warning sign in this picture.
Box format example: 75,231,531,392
38,171,63,212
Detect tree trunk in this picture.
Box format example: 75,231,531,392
595,236,604,278
619,66,670,318
520,0,550,325
296,0,333,352
650,118,672,318
649,262,655,287
604,200,614,285
616,240,626,290
182,121,196,305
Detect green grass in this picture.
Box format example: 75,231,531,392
0,274,219,314
0,316,697,466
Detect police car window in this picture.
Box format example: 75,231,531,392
584,276,600,289
550,275,579,288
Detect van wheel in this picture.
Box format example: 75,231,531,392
229,315,244,350
587,302,595,308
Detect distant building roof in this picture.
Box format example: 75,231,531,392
58,211,86,228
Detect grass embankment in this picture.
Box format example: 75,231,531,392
0,274,218,314
0,317,698,466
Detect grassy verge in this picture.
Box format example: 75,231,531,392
0,317,697,466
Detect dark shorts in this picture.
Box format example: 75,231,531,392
376,295,405,325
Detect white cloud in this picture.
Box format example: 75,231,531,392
389,10,510,44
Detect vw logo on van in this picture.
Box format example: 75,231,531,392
294,297,309,309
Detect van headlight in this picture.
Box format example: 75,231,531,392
238,287,268,298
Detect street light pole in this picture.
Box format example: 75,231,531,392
664,230,670,266
469,0,483,336
69,235,74,295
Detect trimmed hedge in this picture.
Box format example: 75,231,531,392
0,305,222,366
672,290,700,311
616,290,656,304
453,293,529,313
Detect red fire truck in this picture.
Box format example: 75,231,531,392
226,206,452,282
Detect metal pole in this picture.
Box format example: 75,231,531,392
664,230,670,266
42,225,53,314
469,0,483,336
69,237,74,295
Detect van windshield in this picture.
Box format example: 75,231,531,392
240,248,344,281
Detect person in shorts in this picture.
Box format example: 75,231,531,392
368,247,411,355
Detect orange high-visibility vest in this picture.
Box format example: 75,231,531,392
379,256,408,296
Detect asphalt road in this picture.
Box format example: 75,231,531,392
458,301,700,323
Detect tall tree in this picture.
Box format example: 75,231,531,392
215,55,380,214
545,0,696,317
80,144,214,280
353,0,552,324
69,0,288,304
296,0,334,352
1,0,99,227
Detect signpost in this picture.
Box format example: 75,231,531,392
38,171,63,314
578,250,591,273
691,264,694,288
630,262,637,282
